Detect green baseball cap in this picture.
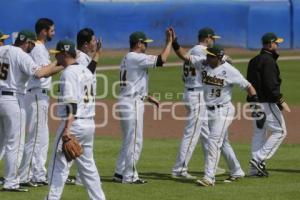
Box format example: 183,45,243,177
129,31,153,43
16,30,37,42
261,32,284,44
49,39,76,55
198,27,221,40
0,31,9,40
206,44,225,57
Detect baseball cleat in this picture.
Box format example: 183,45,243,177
223,175,244,183
0,177,4,185
249,159,268,177
215,167,226,176
2,187,29,192
20,180,38,187
172,172,196,180
122,178,148,184
36,180,48,186
65,176,76,185
195,178,214,187
112,173,123,183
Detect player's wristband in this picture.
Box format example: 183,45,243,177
172,38,180,51
247,95,259,102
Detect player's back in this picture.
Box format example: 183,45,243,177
183,45,207,89
57,64,95,118
0,45,38,94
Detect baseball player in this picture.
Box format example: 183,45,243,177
66,27,101,185
0,30,9,164
18,18,55,187
0,30,63,192
45,39,105,200
0,31,9,46
113,29,172,184
172,27,227,179
247,33,289,177
171,30,257,186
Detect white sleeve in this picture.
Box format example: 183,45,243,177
18,52,40,76
30,47,50,66
136,54,158,68
76,53,90,67
61,71,79,103
229,66,250,90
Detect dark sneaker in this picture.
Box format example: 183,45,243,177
224,175,244,183
66,176,76,185
20,180,38,187
36,180,48,186
0,177,4,185
3,187,29,192
132,179,147,184
112,173,123,183
249,159,268,177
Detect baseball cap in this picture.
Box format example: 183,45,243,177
16,30,37,42
129,31,153,43
49,39,76,55
261,32,284,44
198,27,221,39
0,31,9,40
206,44,225,57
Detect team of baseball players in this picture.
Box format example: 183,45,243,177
0,17,289,198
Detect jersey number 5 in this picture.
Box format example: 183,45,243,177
0,63,9,80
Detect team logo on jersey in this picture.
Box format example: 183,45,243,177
201,71,224,86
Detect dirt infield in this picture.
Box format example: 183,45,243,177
48,99,300,144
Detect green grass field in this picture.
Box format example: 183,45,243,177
1,137,300,200
1,52,299,199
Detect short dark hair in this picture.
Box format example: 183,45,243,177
35,18,54,34
77,28,94,49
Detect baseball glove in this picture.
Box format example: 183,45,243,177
62,134,83,162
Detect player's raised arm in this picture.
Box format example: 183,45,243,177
170,28,205,65
156,28,173,66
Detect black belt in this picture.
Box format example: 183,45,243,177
1,91,14,96
187,88,194,91
74,117,93,120
28,89,48,94
207,105,223,111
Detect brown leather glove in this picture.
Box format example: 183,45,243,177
62,134,83,162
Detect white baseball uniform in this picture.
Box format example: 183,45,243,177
18,41,51,183
190,56,249,183
71,50,97,185
173,45,244,178
46,63,105,200
115,52,158,183
0,45,40,189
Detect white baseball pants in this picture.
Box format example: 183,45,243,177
251,103,287,162
204,103,244,183
0,94,26,189
46,119,105,200
19,89,49,183
114,97,144,183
